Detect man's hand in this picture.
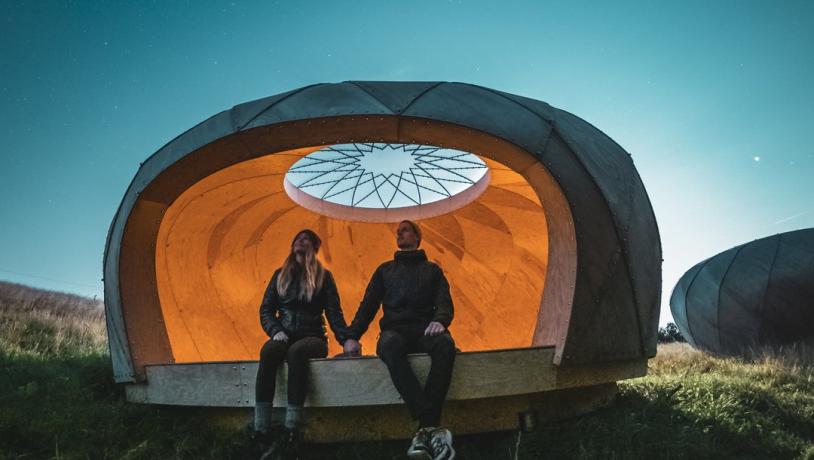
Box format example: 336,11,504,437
272,331,289,342
343,338,361,356
424,321,445,336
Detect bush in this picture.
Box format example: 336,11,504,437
658,322,686,343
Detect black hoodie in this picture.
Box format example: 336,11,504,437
348,249,454,339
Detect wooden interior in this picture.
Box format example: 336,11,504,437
154,151,550,360
116,117,578,373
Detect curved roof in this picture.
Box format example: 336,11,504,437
670,228,814,355
104,81,661,382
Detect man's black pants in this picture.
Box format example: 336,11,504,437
377,326,456,427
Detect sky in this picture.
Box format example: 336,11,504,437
1,1,813,325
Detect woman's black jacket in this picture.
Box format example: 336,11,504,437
259,268,348,345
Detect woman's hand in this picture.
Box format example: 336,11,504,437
272,331,289,342
343,338,361,356
424,321,446,336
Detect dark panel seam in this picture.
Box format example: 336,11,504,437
683,256,712,345
770,239,814,256
237,83,323,131
757,235,783,344
346,81,400,114
548,131,643,360
716,245,745,352
398,82,445,115
473,84,554,128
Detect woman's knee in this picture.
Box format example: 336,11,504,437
260,339,288,364
286,337,328,363
430,332,456,356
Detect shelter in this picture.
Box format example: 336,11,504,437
671,228,814,356
104,81,661,440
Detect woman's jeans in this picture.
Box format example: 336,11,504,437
255,336,328,405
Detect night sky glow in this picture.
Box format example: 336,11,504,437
1,1,813,326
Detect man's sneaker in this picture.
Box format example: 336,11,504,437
429,427,455,460
407,427,435,460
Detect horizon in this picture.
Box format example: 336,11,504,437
2,2,813,326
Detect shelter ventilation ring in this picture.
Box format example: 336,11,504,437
283,143,490,222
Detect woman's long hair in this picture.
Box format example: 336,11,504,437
276,244,325,302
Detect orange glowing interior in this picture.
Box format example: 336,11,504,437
154,147,549,361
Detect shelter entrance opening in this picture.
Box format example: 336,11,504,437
154,144,550,361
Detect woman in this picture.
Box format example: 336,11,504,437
252,229,348,459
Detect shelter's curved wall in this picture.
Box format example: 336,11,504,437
156,154,548,360
671,228,814,356
104,82,661,382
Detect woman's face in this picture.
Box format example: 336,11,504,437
292,232,314,255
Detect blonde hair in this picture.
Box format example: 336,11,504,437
276,244,325,302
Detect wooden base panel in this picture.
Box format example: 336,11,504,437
207,383,617,443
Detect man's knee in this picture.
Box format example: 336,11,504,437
377,330,407,358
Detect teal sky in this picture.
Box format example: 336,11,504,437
1,1,813,325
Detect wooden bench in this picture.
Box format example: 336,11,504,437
125,346,645,441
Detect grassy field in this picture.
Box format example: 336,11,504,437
1,280,812,459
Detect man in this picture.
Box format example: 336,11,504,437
343,220,457,460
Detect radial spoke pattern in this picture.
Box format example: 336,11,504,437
285,143,488,208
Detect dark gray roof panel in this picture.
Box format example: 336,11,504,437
229,86,315,131
104,81,663,379
718,237,775,351
485,89,557,124
669,261,704,348
671,228,814,356
762,236,814,343
244,82,392,129
402,83,553,155
550,108,661,360
349,81,443,114
685,246,739,352
716,244,766,352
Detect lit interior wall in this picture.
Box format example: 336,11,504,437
154,148,549,361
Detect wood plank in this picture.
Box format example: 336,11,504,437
126,347,645,408
206,383,619,442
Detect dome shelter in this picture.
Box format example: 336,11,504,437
104,82,661,440
671,228,814,357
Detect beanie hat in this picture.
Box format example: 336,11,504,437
292,229,321,253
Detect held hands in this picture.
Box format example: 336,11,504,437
272,331,289,342
343,338,361,357
424,321,445,336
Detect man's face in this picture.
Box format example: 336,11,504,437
292,232,314,255
396,222,419,250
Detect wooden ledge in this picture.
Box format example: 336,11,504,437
125,346,646,408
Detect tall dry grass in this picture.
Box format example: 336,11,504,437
1,280,812,459
0,280,106,356
651,341,814,379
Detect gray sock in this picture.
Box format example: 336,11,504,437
272,407,286,426
284,404,304,429
254,402,274,434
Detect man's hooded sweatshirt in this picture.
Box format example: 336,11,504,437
347,249,454,339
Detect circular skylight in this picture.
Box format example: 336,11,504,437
284,144,489,213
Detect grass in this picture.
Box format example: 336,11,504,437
1,280,812,459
